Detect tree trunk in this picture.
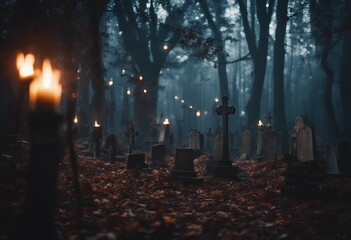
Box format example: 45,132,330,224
273,0,289,152
115,0,190,139
321,41,340,139
199,0,229,98
318,0,340,140
238,0,275,128
86,0,108,124
338,0,351,139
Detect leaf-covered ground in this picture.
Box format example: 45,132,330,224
1,140,351,239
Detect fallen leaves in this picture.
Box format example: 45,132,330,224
1,140,351,239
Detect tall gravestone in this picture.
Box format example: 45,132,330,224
189,128,203,157
295,117,315,162
281,116,325,200
240,130,251,158
205,96,247,179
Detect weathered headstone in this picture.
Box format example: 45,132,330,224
126,153,148,169
296,119,315,162
213,134,223,161
189,128,203,157
170,148,203,182
325,146,340,175
206,96,247,179
240,130,252,158
151,144,166,167
189,129,200,150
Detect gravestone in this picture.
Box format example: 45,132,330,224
281,117,326,200
189,128,203,157
170,148,203,182
151,144,166,167
205,96,247,179
263,131,277,160
240,130,252,158
296,120,315,162
325,146,340,175
189,129,200,150
213,134,223,161
126,153,148,169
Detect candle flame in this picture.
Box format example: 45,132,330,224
94,121,100,127
258,120,263,127
74,115,78,124
163,118,170,125
29,59,61,110
16,53,35,79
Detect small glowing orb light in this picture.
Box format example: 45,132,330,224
163,118,170,125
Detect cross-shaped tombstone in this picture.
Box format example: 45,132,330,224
215,96,235,164
125,123,138,154
206,96,247,180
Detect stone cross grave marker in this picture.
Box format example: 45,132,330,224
170,148,203,182
215,96,235,163
295,117,315,162
240,130,252,157
125,123,138,154
206,96,247,179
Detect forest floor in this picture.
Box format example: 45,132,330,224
1,139,351,240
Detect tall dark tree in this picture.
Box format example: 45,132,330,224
115,0,190,138
311,0,340,140
338,0,351,139
86,0,109,123
273,0,289,152
238,0,275,128
199,0,229,98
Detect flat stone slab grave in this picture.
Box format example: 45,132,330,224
126,153,149,169
170,148,203,182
